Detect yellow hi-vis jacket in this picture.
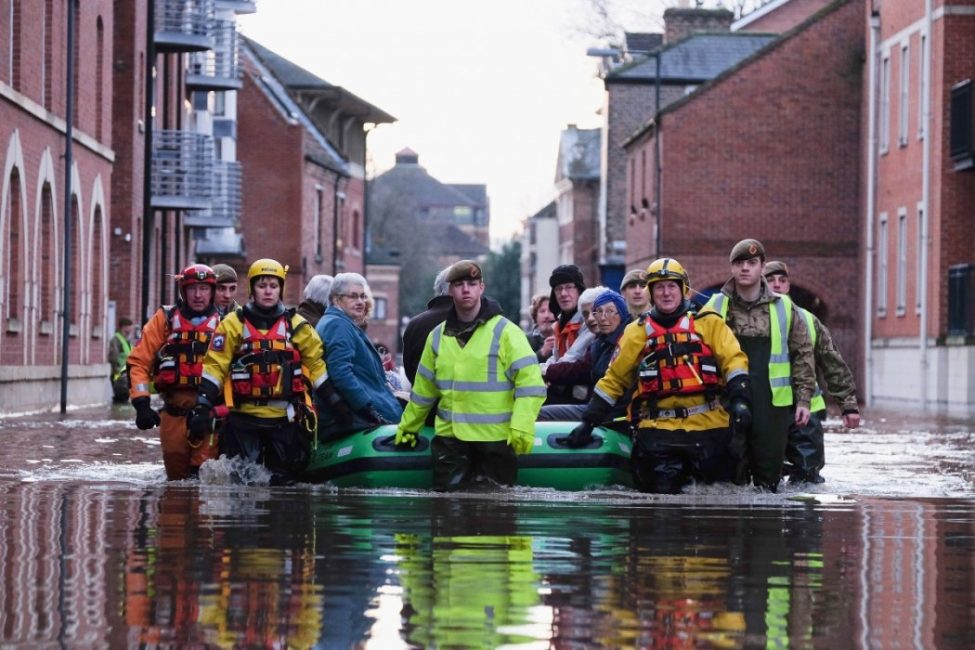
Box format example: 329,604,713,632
705,290,797,407
798,307,827,413
200,308,328,420
398,315,546,443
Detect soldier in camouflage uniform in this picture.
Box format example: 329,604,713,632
703,239,817,492
764,261,860,484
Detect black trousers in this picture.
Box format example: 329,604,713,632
631,427,734,494
223,412,311,485
784,409,825,482
431,436,517,491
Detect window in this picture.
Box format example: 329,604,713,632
916,204,924,314
96,17,105,141
44,0,53,109
880,55,891,153
9,0,20,89
372,297,387,320
950,79,973,171
314,186,324,261
896,209,907,314
918,35,926,139
898,43,909,146
877,213,888,317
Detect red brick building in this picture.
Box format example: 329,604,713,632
555,125,601,286
237,39,394,307
622,0,865,382
865,0,975,411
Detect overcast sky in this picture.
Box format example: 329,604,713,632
237,1,676,245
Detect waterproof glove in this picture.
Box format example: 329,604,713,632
729,398,752,436
507,429,534,455
395,429,417,449
563,421,595,448
186,397,214,441
315,379,354,425
358,405,391,426
132,397,160,430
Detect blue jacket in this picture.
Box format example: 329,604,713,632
315,305,403,428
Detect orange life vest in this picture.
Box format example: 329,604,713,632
554,316,582,357
637,313,721,399
230,311,305,401
153,307,220,389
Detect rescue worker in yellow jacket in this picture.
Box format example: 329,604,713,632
395,260,546,490
188,258,337,485
567,258,751,494
704,239,817,492
128,264,222,480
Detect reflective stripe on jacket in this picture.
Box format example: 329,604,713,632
398,315,545,442
799,307,826,413
705,292,795,407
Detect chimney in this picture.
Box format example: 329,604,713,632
395,147,419,165
663,7,734,44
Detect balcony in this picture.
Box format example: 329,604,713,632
155,0,215,53
186,19,242,90
215,0,257,14
151,130,214,210
183,161,242,228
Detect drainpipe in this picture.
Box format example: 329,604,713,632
918,0,933,410
863,10,880,407
331,171,345,276
654,51,662,257
140,0,156,322
59,0,76,414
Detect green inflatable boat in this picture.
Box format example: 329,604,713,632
302,422,634,491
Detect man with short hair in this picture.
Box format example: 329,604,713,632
620,269,649,317
211,264,240,317
547,264,587,360
704,239,816,492
764,260,860,483
396,260,545,490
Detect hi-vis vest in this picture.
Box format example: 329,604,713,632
705,292,794,407
411,315,546,441
112,331,132,380
799,308,826,412
230,310,305,402
153,308,219,389
638,313,721,399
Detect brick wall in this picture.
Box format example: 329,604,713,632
736,0,832,34
663,7,733,44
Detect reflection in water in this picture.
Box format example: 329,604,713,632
0,484,972,648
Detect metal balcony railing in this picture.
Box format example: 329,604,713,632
155,0,215,53
187,19,242,90
183,161,241,228
151,130,214,210
215,0,257,14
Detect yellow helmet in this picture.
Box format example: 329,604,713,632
645,257,690,297
247,258,288,290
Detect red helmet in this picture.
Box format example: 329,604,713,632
176,264,217,293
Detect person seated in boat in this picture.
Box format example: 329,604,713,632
565,258,752,495
541,286,606,405
395,260,546,491
296,274,333,328
314,273,403,439
547,264,593,365
526,293,556,362
374,340,411,401
187,259,339,485
538,289,634,423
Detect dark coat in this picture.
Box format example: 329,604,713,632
296,299,326,327
401,295,453,384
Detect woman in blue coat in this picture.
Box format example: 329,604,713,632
315,273,403,439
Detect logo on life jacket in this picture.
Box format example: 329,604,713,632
154,308,220,389
636,314,720,400
230,312,305,401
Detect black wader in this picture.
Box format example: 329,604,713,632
785,409,825,483
431,436,517,491
223,412,311,485
737,335,791,491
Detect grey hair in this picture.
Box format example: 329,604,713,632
302,274,333,304
433,266,451,297
329,272,370,304
578,286,608,309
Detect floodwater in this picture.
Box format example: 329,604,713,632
0,405,973,649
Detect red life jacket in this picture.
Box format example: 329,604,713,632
154,307,219,389
637,313,720,399
230,311,305,401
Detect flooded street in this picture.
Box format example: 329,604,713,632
1,405,973,648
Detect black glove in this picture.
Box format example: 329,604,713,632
316,380,354,425
186,398,213,441
729,398,752,436
580,394,613,426
132,397,160,430
563,421,595,448
357,405,391,426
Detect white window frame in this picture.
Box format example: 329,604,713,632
916,202,924,314
896,208,907,315
880,53,891,154
898,43,910,146
878,212,889,317
918,34,926,140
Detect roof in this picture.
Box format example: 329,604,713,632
606,32,778,84
448,183,489,207
556,127,601,182
244,37,395,124
371,154,479,208
528,200,557,221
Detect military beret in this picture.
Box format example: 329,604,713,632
446,260,482,283
763,260,789,277
729,238,766,263
619,269,648,290
211,263,238,284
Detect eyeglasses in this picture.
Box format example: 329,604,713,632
592,308,620,318
375,345,388,355
339,293,368,302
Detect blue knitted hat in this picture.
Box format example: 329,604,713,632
592,289,628,318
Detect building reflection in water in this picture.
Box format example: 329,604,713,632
0,484,972,647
